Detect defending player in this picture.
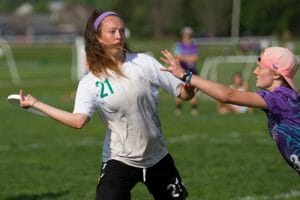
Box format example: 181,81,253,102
161,47,300,174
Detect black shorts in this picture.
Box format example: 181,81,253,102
96,154,188,200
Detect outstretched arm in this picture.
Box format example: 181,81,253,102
19,89,90,129
160,50,268,109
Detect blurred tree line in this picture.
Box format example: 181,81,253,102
0,0,299,39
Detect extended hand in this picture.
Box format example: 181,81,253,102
160,49,185,79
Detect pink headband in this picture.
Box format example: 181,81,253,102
93,11,118,31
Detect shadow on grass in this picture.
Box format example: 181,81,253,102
5,191,69,200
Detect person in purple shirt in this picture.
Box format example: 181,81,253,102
161,47,300,174
173,27,199,116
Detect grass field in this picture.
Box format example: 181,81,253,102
0,40,299,200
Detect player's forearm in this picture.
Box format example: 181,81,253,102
189,75,233,103
33,101,89,129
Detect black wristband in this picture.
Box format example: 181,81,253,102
181,69,193,83
181,69,190,81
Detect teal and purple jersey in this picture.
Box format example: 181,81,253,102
257,86,300,173
174,41,199,74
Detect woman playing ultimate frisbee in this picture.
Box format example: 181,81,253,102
161,47,300,174
19,10,194,200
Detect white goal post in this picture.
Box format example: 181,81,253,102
200,55,258,83
0,37,21,85
72,36,88,81
198,55,258,99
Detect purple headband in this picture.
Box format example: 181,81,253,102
93,11,118,31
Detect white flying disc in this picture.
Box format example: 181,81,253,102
7,94,47,117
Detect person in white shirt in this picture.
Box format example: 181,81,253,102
19,9,195,200
217,72,251,114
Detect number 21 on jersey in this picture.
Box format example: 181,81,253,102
96,79,114,98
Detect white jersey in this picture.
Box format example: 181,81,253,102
73,53,183,168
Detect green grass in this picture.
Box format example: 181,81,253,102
0,42,299,200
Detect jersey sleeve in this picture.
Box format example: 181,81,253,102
257,89,289,116
146,54,183,97
73,79,96,117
